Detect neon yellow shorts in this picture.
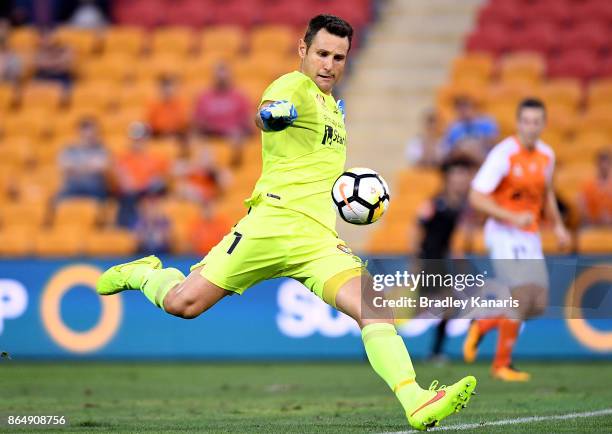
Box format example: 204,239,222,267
191,203,364,304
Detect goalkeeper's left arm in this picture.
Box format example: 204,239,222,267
254,100,298,132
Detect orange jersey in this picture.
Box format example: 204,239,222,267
472,136,554,232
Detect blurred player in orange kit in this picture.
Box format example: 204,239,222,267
463,98,571,381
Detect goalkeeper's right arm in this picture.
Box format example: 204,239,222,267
254,100,298,132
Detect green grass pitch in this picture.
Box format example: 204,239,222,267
1,361,611,433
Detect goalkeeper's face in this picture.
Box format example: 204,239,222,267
299,29,349,95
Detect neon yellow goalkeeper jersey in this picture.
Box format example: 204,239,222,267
246,71,347,234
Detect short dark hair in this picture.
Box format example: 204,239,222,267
517,98,546,119
304,14,353,51
441,156,478,175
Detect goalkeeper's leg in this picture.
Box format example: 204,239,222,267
333,275,477,431
96,256,229,318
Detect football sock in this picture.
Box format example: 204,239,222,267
493,319,521,369
476,317,503,335
140,267,185,311
362,322,422,411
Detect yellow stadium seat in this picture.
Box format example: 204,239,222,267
250,25,296,55
0,225,34,256
0,201,49,227
200,25,244,56
14,170,60,204
8,27,39,52
53,27,98,57
34,225,86,257
536,79,582,111
499,51,546,86
53,198,100,228
577,227,612,254
451,53,494,84
103,26,145,56
586,78,612,109
84,229,137,256
487,103,517,137
151,27,194,56
20,83,64,110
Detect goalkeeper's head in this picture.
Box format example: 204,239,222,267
299,14,353,95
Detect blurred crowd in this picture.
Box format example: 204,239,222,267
405,97,612,242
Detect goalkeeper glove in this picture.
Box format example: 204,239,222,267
259,100,298,131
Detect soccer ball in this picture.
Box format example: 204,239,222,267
331,167,390,225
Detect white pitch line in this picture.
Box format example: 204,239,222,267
381,408,612,433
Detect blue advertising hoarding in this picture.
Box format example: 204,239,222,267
0,256,610,359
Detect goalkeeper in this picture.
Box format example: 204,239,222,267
97,14,476,430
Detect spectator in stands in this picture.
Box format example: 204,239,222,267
188,203,231,255
57,117,109,201
114,122,169,228
173,144,231,204
134,193,171,255
443,96,498,161
0,23,21,84
68,0,107,29
147,75,189,138
32,28,75,88
579,149,612,225
193,62,251,167
405,109,444,167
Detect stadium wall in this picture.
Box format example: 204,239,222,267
1,256,611,360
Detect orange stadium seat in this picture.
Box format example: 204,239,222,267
436,80,487,114
366,221,412,254
20,83,64,110
0,136,35,167
8,27,39,52
499,51,546,86
536,79,583,111
484,82,535,110
116,82,157,108
587,78,612,109
200,25,245,59
53,27,99,58
70,81,119,112
160,198,202,226
145,53,188,81
250,25,296,55
395,168,442,198
84,229,137,256
2,108,53,140
578,106,612,138
555,163,591,203
80,53,139,83
577,227,612,254
0,225,34,256
34,225,86,257
151,26,195,56
53,198,101,228
546,104,578,139
103,26,145,56
0,201,49,228
0,83,16,110
451,53,494,84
